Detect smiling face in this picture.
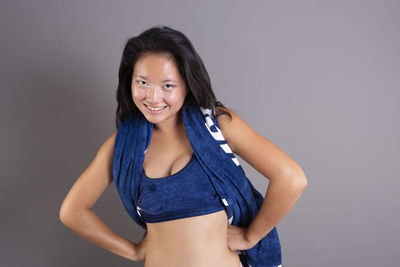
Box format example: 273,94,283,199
131,52,187,128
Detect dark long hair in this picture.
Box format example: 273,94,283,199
115,24,232,129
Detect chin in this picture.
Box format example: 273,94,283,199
142,111,168,124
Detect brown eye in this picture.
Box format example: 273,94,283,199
164,84,175,90
137,80,147,86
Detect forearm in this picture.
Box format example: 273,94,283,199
245,175,307,246
60,208,138,261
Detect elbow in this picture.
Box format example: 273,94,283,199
59,203,71,226
286,167,308,190
59,202,81,228
298,176,308,189
295,170,308,190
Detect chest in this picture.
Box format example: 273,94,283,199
142,134,194,179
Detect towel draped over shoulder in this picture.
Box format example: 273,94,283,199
113,105,282,267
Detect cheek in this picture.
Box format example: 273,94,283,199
131,87,146,99
164,94,183,104
165,91,186,104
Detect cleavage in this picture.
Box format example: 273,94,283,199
143,147,194,179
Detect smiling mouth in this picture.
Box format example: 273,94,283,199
144,104,167,111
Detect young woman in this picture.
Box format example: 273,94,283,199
59,25,307,267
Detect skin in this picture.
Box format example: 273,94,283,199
131,52,241,266
59,52,307,266
131,52,188,134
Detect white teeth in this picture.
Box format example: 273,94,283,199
146,105,166,111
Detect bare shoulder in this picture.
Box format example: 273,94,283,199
215,106,306,183
214,105,246,154
215,106,266,156
99,130,117,156
92,130,117,167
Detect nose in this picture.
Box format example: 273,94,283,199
146,86,162,103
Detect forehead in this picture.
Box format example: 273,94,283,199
133,53,182,82
134,53,177,71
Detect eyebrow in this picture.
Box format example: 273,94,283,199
134,75,178,83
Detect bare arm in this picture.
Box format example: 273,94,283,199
59,130,146,262
216,107,308,246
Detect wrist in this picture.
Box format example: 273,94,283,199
125,241,139,262
134,233,147,262
245,229,260,247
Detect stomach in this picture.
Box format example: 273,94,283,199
144,209,241,267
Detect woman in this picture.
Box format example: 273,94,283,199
59,25,307,267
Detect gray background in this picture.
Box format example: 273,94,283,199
1,0,399,266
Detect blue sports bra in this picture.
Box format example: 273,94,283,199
137,153,226,223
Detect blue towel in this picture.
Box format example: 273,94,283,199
113,104,282,267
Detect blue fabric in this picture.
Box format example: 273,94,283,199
113,104,282,267
138,152,226,223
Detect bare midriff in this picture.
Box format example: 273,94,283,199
144,209,241,267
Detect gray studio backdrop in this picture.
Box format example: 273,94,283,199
1,0,399,266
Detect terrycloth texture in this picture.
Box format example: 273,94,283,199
113,105,282,267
